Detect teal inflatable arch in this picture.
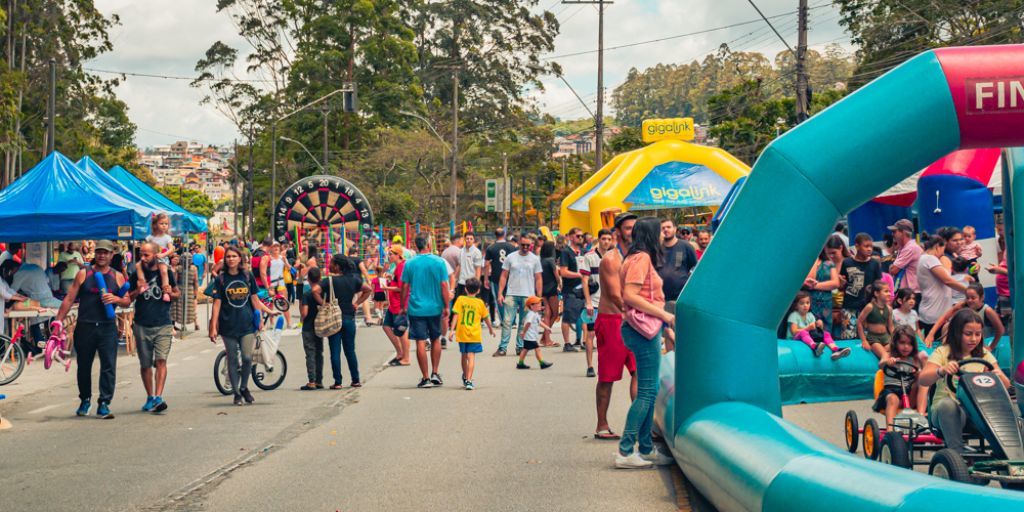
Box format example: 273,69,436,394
661,45,1024,510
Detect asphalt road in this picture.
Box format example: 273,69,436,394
0,307,678,512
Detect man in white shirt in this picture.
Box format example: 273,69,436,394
495,234,542,357
457,232,483,294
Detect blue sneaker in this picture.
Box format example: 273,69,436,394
141,396,156,412
76,399,91,417
151,396,167,413
97,402,114,419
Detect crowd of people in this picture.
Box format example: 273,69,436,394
1,208,1015,467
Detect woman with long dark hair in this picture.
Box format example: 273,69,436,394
615,217,674,469
539,241,560,347
209,246,278,406
319,254,372,389
917,236,968,335
805,236,843,335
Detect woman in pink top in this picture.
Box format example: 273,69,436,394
614,217,675,469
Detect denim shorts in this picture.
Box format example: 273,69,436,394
458,342,483,354
409,315,441,341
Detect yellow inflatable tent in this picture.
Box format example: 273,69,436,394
559,138,750,234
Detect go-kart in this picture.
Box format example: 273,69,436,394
845,358,1024,489
845,361,943,466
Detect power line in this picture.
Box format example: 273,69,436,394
85,67,276,83
541,4,829,60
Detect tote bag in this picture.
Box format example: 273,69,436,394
624,256,663,340
314,276,343,337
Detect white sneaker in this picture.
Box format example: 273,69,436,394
640,449,674,466
615,451,653,469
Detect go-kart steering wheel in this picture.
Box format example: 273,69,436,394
883,360,919,379
945,357,996,393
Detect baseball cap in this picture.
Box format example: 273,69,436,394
614,212,638,229
525,296,543,308
94,240,117,253
887,219,914,233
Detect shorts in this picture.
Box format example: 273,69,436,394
382,310,401,329
873,385,906,412
134,324,173,369
459,342,483,354
373,291,387,302
409,315,442,341
522,338,539,351
562,293,584,324
866,330,891,347
595,313,636,383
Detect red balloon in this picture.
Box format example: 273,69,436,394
213,245,225,263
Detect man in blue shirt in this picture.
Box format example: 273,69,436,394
401,235,451,388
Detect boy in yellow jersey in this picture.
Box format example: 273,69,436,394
451,277,495,390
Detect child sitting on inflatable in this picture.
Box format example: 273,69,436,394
787,291,851,361
874,325,925,427
919,309,1011,453
857,280,893,359
923,282,1004,351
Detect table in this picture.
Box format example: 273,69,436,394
6,306,134,354
6,309,58,343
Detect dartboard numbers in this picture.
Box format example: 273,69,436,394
273,175,375,244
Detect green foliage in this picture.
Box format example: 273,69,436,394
612,45,854,127
373,186,418,226
155,186,215,219
607,126,643,154
835,0,1024,88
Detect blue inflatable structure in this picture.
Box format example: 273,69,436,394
656,45,1024,510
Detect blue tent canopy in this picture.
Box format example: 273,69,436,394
108,166,208,233
76,156,191,230
0,152,152,242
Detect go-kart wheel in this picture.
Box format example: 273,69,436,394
1001,481,1024,491
863,418,880,460
844,410,859,453
879,431,911,469
929,448,971,483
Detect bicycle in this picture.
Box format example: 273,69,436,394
38,320,72,372
257,286,290,314
213,312,287,395
0,326,26,386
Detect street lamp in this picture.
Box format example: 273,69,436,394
280,136,325,172
399,110,454,223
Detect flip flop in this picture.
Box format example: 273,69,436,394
595,429,620,440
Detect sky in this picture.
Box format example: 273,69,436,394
91,0,852,148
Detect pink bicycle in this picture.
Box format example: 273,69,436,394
29,320,72,372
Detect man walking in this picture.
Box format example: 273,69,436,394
55,240,132,419
657,218,697,352
131,242,180,413
457,232,483,298
401,236,451,388
581,228,613,377
559,227,587,352
495,234,542,357
484,228,515,323
595,213,638,439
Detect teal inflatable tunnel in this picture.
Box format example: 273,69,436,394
658,45,1024,510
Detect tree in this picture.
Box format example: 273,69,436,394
607,126,643,154
155,186,215,219
835,0,1024,88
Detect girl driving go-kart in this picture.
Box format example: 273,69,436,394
875,326,925,429
919,308,1011,453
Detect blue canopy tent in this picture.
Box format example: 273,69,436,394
76,156,190,232
108,166,208,233
0,152,153,241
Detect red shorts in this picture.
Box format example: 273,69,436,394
595,313,636,383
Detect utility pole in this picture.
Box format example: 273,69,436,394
322,105,330,170
46,58,55,155
502,152,510,227
563,1,611,171
795,0,810,122
232,138,239,235
247,126,255,241
451,68,460,225
561,158,567,188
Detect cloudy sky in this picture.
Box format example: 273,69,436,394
91,0,852,148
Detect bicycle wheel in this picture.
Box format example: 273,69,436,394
213,351,234,395
0,337,25,386
252,350,287,390
273,297,289,313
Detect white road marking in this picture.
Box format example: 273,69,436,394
200,349,212,354
182,356,196,361
168,363,179,368
28,404,60,415
118,380,131,385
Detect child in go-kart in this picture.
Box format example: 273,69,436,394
919,309,1011,453
787,291,851,361
874,326,925,428
924,282,1005,351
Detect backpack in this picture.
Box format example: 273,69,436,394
314,276,343,337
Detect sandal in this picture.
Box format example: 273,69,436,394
388,358,401,366
300,383,317,391
595,429,621,440
350,381,362,388
330,384,344,390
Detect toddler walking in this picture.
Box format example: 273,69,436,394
518,296,553,370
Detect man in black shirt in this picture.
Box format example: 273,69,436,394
559,227,586,351
838,233,882,339
130,241,180,413
657,219,697,351
484,228,515,324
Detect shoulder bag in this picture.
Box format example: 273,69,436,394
315,276,343,337
624,256,664,340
